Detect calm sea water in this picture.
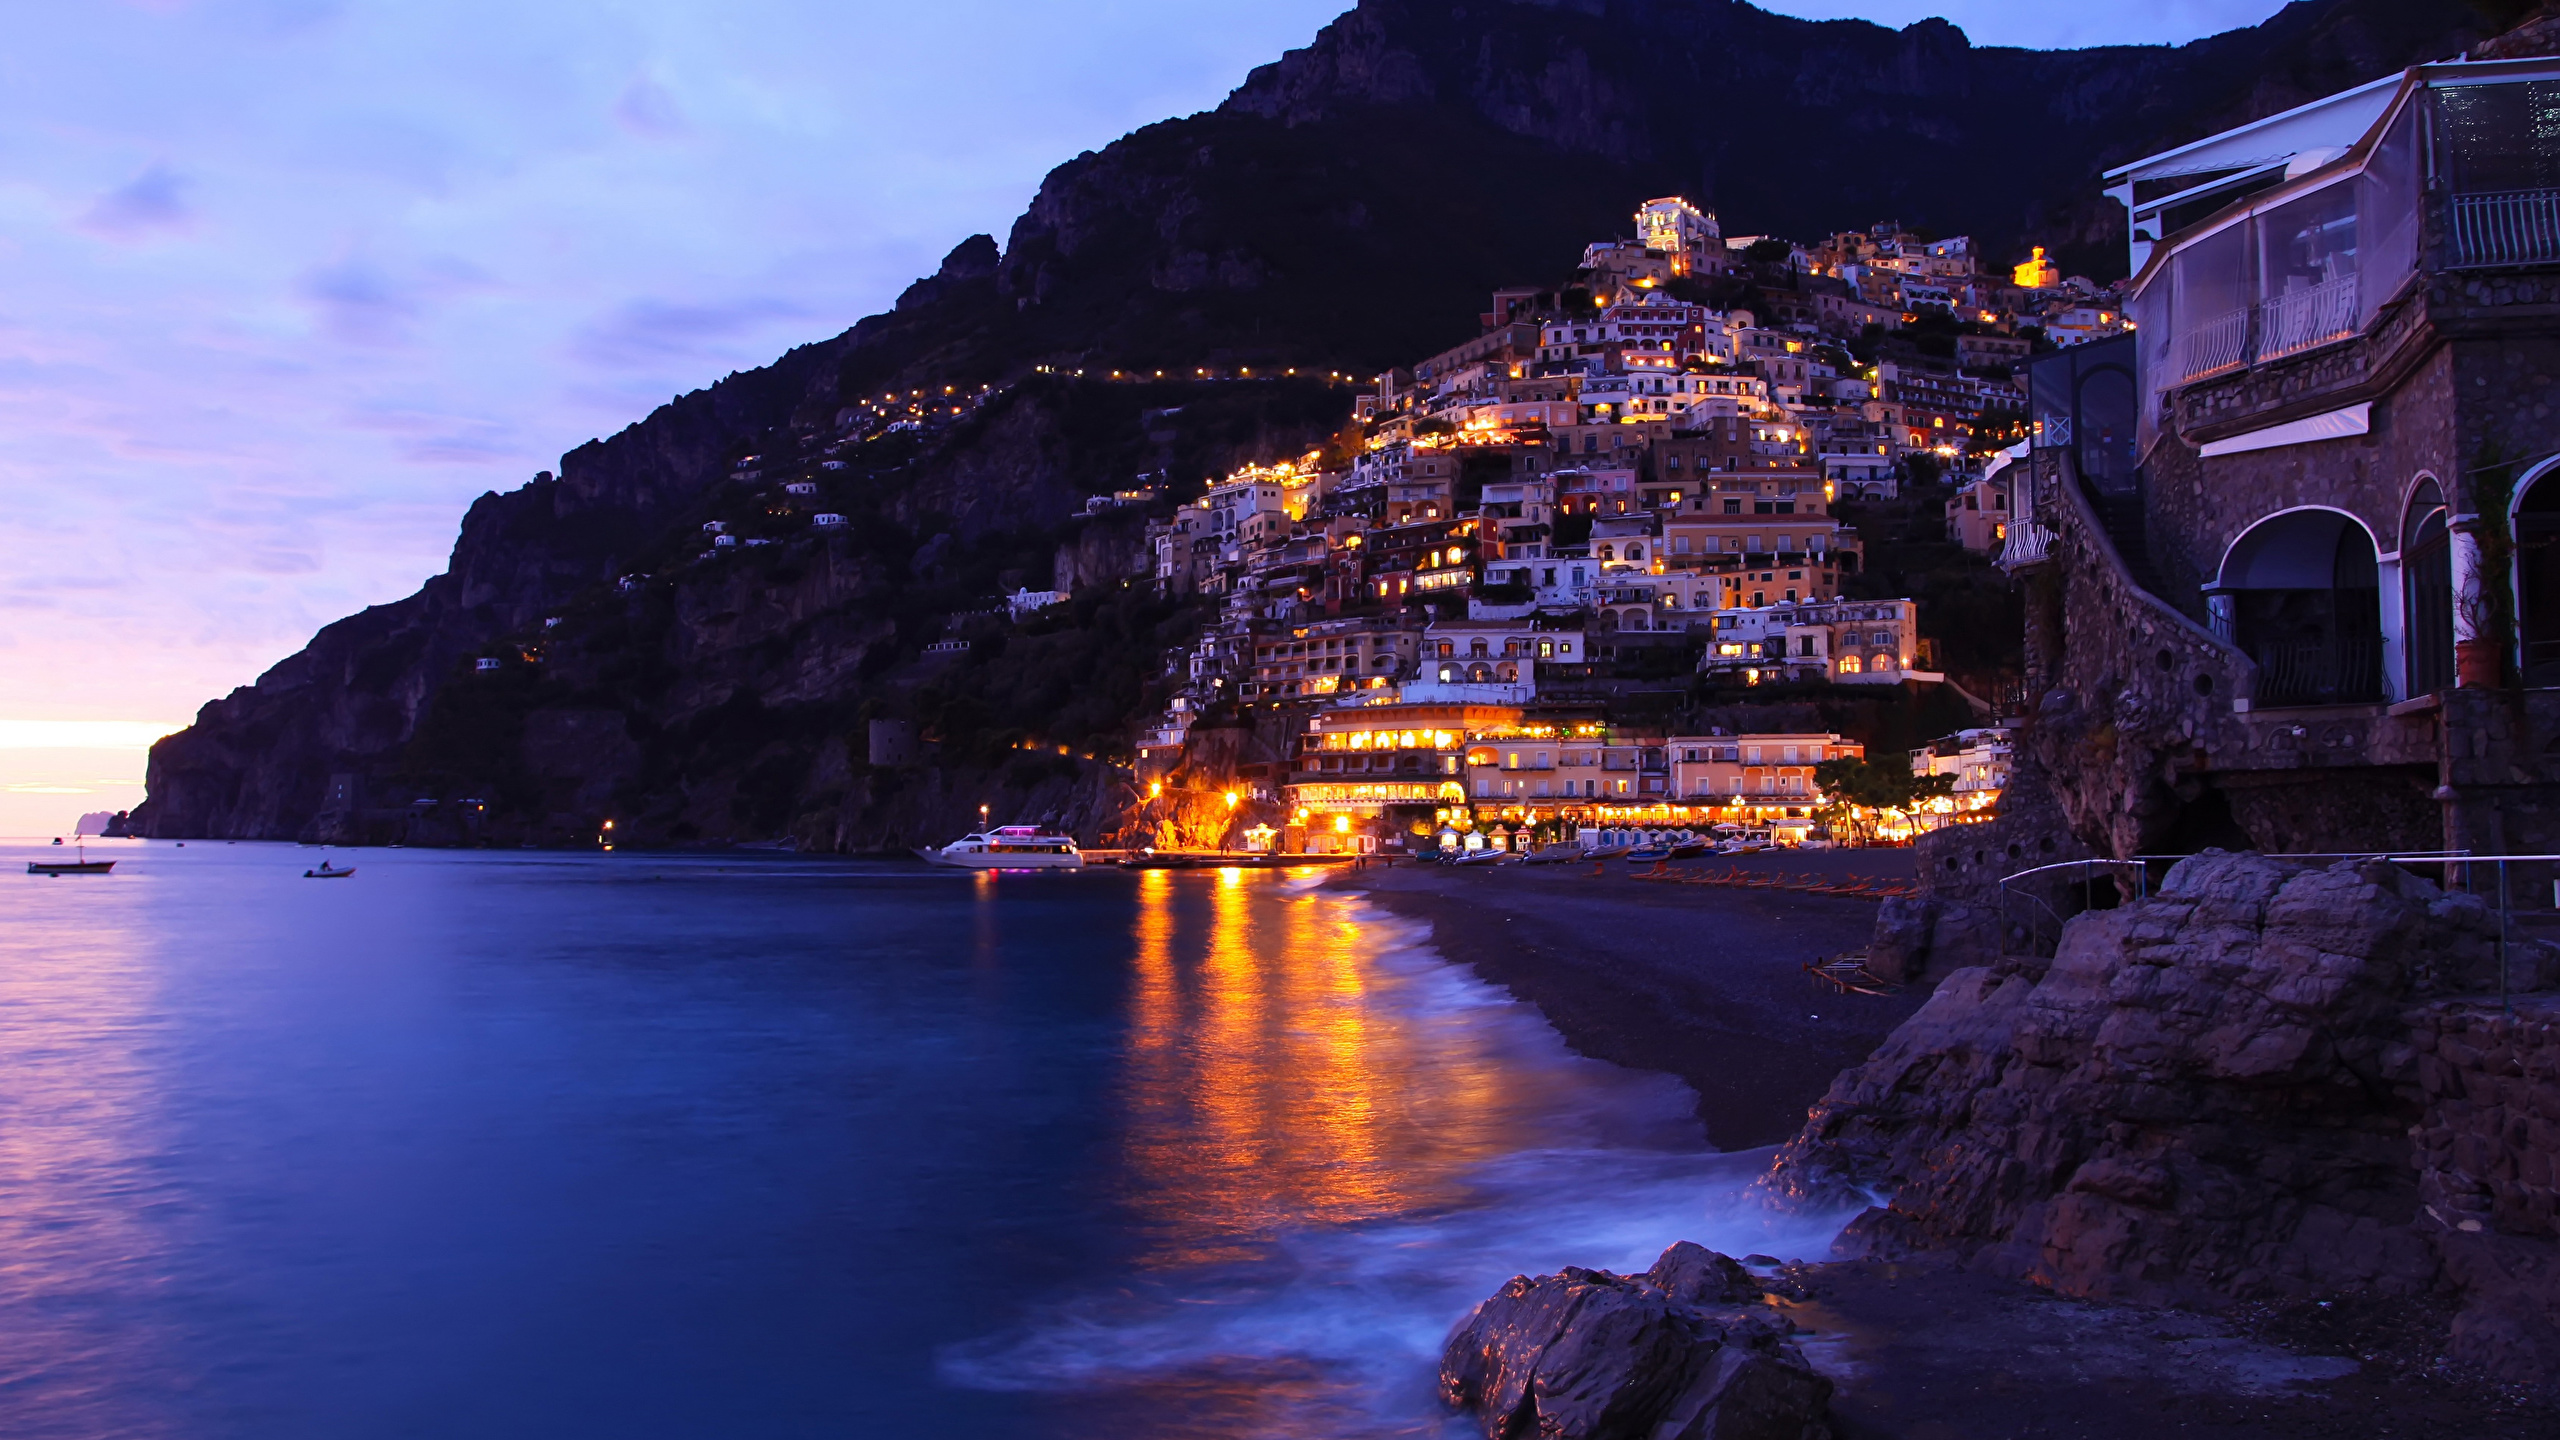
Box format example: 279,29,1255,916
0,841,1855,1438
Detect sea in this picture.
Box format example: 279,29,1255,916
0,841,1860,1439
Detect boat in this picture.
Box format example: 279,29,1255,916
917,825,1085,869
1625,845,1674,864
1523,842,1585,864
304,861,356,879
28,837,112,875
1583,844,1631,860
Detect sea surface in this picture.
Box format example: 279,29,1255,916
0,841,1856,1438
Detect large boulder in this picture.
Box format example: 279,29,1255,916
1768,852,2557,1306
1440,1242,1832,1440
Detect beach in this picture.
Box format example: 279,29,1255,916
1333,849,1928,1150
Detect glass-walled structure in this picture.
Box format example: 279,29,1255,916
2120,60,2560,457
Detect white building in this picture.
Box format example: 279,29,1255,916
1912,726,2015,797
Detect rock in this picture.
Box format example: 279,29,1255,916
1765,852,2532,1307
1440,1243,1831,1440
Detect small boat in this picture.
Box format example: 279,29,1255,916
1118,850,1196,870
304,861,356,879
918,825,1084,869
1522,843,1585,864
1625,845,1674,864
29,837,113,875
1584,845,1631,860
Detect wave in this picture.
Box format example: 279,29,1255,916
938,885,1865,1437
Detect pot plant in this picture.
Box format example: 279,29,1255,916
2455,449,2525,689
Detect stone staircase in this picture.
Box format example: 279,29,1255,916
2090,484,2173,602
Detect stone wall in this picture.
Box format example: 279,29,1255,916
2150,283,2450,605
2411,998,2560,1240
2408,996,2560,1380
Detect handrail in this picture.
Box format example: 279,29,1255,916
1995,849,2554,1013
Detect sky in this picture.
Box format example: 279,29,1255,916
0,0,2289,834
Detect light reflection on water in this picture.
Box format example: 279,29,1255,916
944,867,1859,1438
0,843,1858,1439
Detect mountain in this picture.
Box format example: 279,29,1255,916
132,0,2541,846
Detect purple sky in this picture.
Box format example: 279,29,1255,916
0,0,2286,834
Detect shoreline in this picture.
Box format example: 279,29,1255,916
1335,853,2559,1438
1327,851,1928,1151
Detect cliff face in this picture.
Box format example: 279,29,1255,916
135,0,2527,845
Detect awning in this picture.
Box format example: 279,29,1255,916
2198,402,2371,459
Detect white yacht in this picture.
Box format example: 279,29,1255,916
918,825,1085,869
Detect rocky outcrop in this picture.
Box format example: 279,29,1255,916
1772,852,2560,1309
1441,1242,1832,1440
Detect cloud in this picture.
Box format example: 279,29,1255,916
615,77,688,139
571,296,810,368
79,163,193,239
295,251,500,345
297,256,420,344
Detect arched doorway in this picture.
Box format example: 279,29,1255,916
2517,464,2560,687
2403,479,2454,696
2212,509,2383,706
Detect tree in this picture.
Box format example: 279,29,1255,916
1813,752,1957,844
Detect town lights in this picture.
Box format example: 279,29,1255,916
1148,781,1162,798
1224,791,1241,808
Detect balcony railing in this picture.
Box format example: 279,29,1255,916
2256,273,2363,362
2248,636,2383,707
2449,189,2560,269
2164,274,2368,384
2171,305,2251,383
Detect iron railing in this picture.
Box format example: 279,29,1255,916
2256,273,2363,362
1998,851,2560,1014
2450,188,2560,269
2171,305,2252,383
2247,634,2384,706
2167,274,2364,384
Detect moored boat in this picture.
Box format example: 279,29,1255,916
917,825,1085,869
305,861,356,878
28,837,113,875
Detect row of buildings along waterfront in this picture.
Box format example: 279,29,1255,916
1111,197,2094,851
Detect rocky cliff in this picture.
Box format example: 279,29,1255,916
134,0,2531,846
1767,850,2560,1380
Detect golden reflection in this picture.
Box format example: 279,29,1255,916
1113,872,1541,1270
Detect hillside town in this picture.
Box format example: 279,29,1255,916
1107,198,2116,854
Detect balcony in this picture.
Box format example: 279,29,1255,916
2450,188,2560,269
2125,65,2524,413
